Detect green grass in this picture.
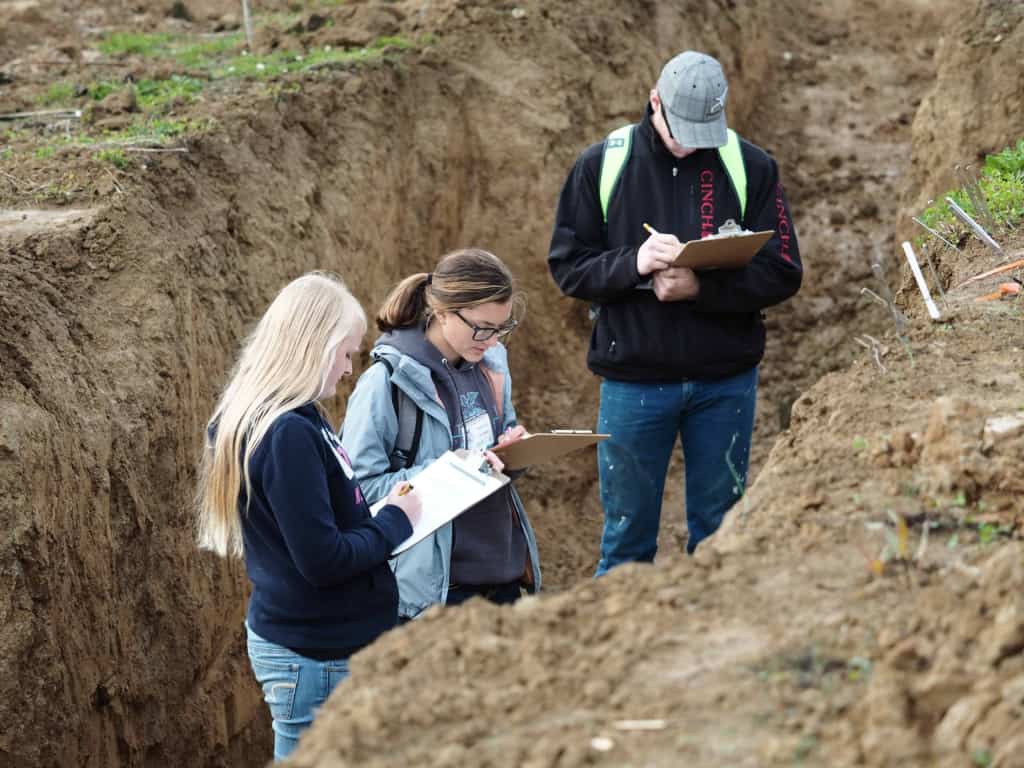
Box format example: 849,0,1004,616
112,116,213,141
173,33,244,67
211,37,419,80
95,25,427,81
34,146,55,159
99,32,173,57
95,148,129,169
917,138,1024,243
38,82,75,105
87,81,119,101
136,76,204,111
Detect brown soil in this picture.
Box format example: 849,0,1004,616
1,0,1021,766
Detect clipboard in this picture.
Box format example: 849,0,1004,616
670,230,774,270
491,431,610,471
370,450,509,556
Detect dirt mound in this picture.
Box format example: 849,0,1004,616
289,238,1023,768
851,543,1024,766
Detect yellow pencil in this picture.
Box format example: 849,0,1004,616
397,483,414,496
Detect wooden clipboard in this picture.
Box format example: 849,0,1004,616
492,431,609,471
671,230,774,270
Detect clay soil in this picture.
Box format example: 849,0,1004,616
1,0,1022,766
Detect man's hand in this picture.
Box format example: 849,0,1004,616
637,232,681,276
652,266,700,302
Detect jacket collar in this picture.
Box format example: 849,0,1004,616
637,102,717,164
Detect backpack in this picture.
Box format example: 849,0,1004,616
375,355,424,471
599,124,748,223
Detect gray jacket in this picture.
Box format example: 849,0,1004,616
341,341,542,618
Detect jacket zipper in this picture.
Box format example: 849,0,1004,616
441,358,467,450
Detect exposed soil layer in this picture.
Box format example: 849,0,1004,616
1,0,1021,766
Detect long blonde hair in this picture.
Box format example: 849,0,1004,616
196,271,366,557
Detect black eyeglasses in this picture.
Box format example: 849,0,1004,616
453,310,518,341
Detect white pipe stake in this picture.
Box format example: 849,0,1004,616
902,241,941,320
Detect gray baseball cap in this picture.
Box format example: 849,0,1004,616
656,51,729,148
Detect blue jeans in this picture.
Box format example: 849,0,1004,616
246,624,351,762
595,367,758,575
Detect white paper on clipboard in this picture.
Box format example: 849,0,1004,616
370,450,509,556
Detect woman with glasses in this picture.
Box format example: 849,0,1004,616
341,248,542,617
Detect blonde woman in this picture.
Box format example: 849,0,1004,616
342,249,542,619
196,272,421,761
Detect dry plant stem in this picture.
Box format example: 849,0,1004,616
102,167,124,195
0,109,82,121
913,216,961,252
870,258,914,365
854,335,886,373
946,196,1004,257
0,170,27,189
78,137,187,150
860,287,888,308
920,242,949,309
122,147,189,154
955,164,996,233
914,523,929,564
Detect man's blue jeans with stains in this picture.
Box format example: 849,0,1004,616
594,367,758,575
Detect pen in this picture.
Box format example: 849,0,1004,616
397,483,414,496
643,222,659,236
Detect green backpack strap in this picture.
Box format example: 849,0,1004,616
599,124,747,223
599,124,634,223
718,128,747,221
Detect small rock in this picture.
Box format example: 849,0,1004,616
215,12,240,31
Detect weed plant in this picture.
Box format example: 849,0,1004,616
917,139,1024,242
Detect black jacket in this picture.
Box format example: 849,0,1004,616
548,105,802,381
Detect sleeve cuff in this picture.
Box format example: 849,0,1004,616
373,504,414,548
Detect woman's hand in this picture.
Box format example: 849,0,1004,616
386,482,422,527
496,425,530,447
481,449,505,474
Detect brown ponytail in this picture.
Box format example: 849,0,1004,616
376,272,431,332
376,249,523,332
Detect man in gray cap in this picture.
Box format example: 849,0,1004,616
548,51,802,572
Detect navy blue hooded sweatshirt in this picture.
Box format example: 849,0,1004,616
241,402,412,658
